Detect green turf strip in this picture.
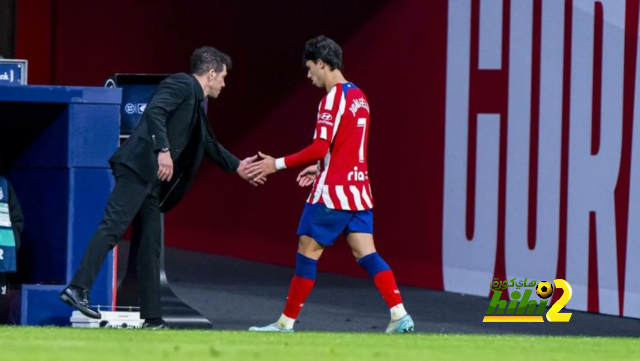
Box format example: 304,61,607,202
0,327,638,361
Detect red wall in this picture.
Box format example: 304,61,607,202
16,0,445,288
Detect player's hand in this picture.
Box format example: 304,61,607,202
246,152,278,179
297,165,318,187
237,155,266,187
157,151,173,181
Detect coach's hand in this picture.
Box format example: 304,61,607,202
238,155,266,186
247,152,277,180
297,165,318,187
157,151,173,181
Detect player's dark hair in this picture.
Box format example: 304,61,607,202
190,46,232,75
303,36,344,71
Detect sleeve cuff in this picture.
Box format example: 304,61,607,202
275,157,287,170
231,157,241,172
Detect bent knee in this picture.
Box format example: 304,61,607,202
297,236,324,258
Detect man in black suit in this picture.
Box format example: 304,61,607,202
59,47,261,329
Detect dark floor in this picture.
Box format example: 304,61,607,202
118,244,640,336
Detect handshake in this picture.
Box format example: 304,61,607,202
237,152,318,188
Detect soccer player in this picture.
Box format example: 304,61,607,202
245,36,414,333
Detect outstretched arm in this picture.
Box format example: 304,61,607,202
246,85,342,181
204,135,241,172
246,138,329,179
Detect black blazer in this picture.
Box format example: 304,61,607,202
109,73,240,212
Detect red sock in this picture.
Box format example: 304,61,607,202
373,270,403,308
282,276,315,319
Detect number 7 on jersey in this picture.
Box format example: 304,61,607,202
357,118,367,163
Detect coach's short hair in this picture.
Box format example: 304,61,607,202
303,36,344,71
190,46,232,75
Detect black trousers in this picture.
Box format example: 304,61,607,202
70,164,162,319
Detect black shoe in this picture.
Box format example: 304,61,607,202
59,286,102,319
141,320,170,329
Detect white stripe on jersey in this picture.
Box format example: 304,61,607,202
361,185,373,208
321,186,335,208
311,87,341,203
324,86,337,110
349,186,365,211
320,127,328,140
313,99,322,140
331,94,346,143
312,151,331,203
335,186,351,210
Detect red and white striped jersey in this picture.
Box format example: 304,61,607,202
307,82,374,211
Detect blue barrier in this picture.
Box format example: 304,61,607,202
0,85,121,325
